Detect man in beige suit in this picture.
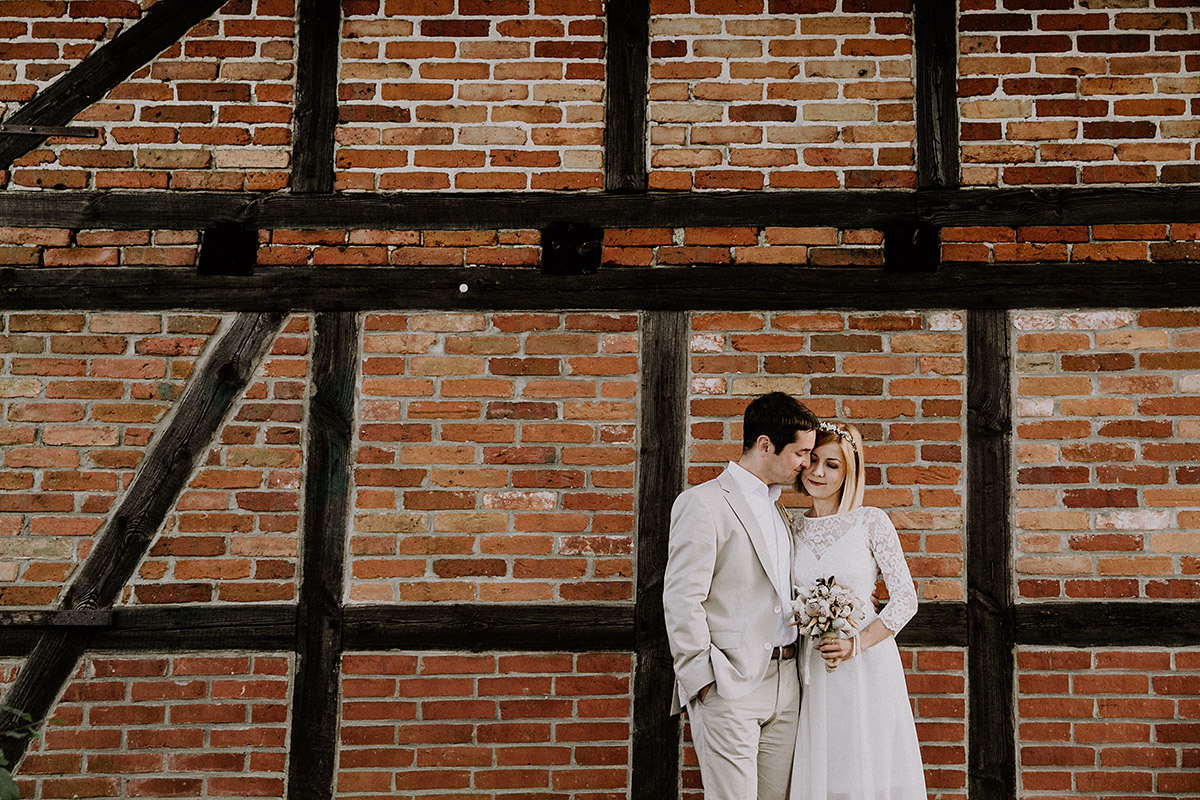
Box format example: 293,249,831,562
664,391,819,800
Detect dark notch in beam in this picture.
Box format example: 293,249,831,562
913,0,959,190
540,223,602,275
287,313,358,800
630,311,688,800
966,309,1016,800
0,312,285,768
604,0,651,191
9,262,1200,312
291,0,342,193
0,0,231,171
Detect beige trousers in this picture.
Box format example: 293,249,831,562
686,657,801,800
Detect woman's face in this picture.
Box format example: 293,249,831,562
800,441,847,503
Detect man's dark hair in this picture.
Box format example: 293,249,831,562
742,391,819,453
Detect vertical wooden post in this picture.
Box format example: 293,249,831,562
292,0,342,193
631,311,689,800
287,313,358,799
605,0,651,191
967,309,1017,800
914,0,960,191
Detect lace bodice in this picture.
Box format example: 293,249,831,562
791,506,918,635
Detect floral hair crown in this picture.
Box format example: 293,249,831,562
817,420,859,456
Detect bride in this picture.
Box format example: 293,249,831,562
789,420,927,800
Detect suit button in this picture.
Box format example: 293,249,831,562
774,606,781,614
763,643,772,651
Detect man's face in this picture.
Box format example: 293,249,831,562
761,429,816,486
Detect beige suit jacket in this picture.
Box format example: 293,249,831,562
663,467,796,715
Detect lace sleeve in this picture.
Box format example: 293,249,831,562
865,507,918,634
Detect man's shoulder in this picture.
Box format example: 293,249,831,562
672,472,729,510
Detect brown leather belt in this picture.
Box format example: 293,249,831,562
770,643,798,660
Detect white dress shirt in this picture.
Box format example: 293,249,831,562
727,461,797,647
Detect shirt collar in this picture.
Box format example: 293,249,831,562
728,461,783,504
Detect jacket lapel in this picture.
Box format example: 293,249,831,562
717,469,786,600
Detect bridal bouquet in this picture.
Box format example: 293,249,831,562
791,576,863,672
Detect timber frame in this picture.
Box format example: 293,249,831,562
1,2,1199,800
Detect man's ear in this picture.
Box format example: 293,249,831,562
756,434,773,455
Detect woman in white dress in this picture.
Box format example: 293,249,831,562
789,421,926,800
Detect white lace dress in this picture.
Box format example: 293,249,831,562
789,506,926,800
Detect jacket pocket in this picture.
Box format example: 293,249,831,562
710,630,741,650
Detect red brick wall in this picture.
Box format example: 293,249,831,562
4,0,296,192
124,315,310,605
603,226,884,267
0,312,223,605
1014,308,1200,600
959,0,1200,187
337,651,631,798
336,0,605,191
1017,647,1200,797
648,0,915,191
349,311,638,603
942,223,1200,264
16,654,292,800
258,228,541,266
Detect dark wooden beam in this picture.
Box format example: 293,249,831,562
966,309,1016,800
0,600,966,657
604,0,650,191
0,0,231,170
0,610,111,627
631,311,687,800
920,186,1200,227
1017,603,1200,648
91,605,297,651
0,313,284,767
896,602,969,648
342,605,637,651
287,313,357,800
5,262,1200,312
0,189,914,230
913,0,959,190
4,187,1200,232
291,0,341,193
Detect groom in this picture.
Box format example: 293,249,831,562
663,391,819,800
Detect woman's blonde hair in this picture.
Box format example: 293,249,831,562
797,421,865,514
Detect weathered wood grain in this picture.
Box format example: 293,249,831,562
967,309,1016,800
287,313,357,800
291,0,341,193
604,0,651,191
631,311,687,800
5,263,1200,312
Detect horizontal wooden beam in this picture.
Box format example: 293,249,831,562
0,609,111,627
93,605,297,651
1017,602,1200,648
4,262,1200,312
342,605,637,652
921,186,1200,227
0,602,968,656
3,186,1200,231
